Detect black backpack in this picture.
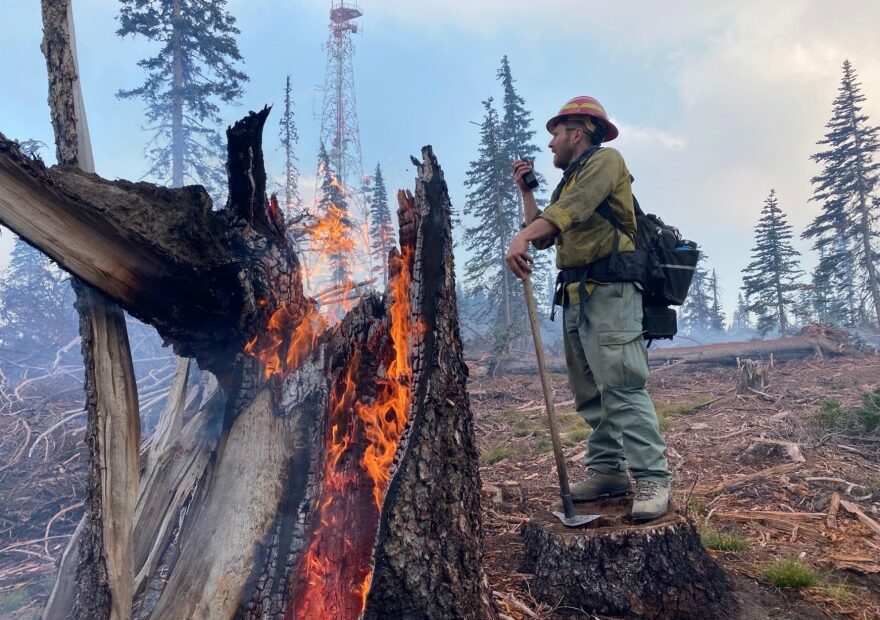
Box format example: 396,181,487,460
596,197,700,342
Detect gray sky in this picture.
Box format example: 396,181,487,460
1,0,879,317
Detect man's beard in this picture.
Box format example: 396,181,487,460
553,150,571,169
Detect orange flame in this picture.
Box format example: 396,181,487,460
245,304,327,379
289,247,415,620
302,204,359,322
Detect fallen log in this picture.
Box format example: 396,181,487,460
696,462,803,495
648,331,859,367
487,329,863,375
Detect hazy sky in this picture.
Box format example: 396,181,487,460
1,0,879,317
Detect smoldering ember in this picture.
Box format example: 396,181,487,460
1,2,880,620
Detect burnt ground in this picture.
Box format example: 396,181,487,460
476,355,880,619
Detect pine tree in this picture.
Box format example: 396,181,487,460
680,256,712,335
708,269,726,333
496,56,553,308
742,190,804,336
730,293,751,334
804,60,880,327
368,163,394,290
497,56,543,222
0,238,76,357
315,143,353,287
116,0,248,195
278,75,302,227
462,98,519,335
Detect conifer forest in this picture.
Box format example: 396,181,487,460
0,2,879,619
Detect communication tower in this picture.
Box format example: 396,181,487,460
319,1,364,190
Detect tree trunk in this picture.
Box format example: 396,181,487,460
521,506,734,619
1,112,494,617
171,0,184,188
40,3,139,617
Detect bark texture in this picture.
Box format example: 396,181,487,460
522,511,735,619
2,105,495,616
364,148,496,619
41,3,139,618
0,109,302,381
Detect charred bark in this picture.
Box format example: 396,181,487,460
2,103,494,616
521,503,735,619
365,149,495,619
0,109,302,381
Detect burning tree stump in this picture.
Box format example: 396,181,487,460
0,110,494,618
521,497,735,619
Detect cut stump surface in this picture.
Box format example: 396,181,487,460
521,497,735,619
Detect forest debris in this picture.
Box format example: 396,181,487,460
714,512,825,544
806,477,866,494
828,553,877,563
714,510,825,521
486,509,530,526
648,329,860,367
738,437,805,463
698,462,803,495
482,484,503,505
828,492,840,529
493,590,540,618
839,499,880,538
836,562,880,574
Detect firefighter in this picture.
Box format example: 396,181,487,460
505,96,670,521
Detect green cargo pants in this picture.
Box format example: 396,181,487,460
562,282,670,485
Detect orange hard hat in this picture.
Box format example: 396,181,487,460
546,96,619,142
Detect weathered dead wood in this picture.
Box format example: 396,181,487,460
736,358,769,394
5,122,496,617
738,437,805,464
0,121,301,380
521,502,734,619
713,512,825,544
649,332,858,367
40,3,139,618
828,492,841,529
76,286,141,620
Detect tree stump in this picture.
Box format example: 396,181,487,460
1,118,496,618
736,358,770,394
521,496,735,619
